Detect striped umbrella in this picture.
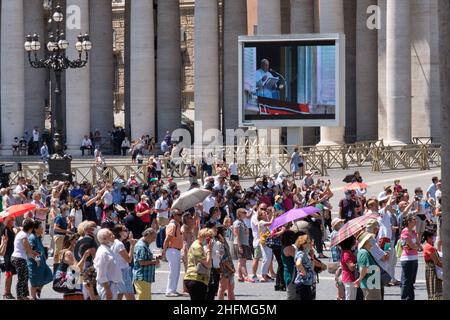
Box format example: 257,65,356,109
330,213,379,247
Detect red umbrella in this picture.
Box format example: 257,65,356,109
330,213,379,247
343,182,368,191
0,203,37,223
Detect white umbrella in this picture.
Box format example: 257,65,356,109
171,188,211,212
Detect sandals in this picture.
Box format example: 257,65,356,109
260,275,272,282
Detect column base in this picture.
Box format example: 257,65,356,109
383,140,409,147
286,128,304,153
316,140,343,147
65,146,84,157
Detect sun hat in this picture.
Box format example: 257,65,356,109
275,195,282,202
358,232,375,250
365,219,380,233
331,218,345,230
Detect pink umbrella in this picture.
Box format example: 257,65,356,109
269,206,320,231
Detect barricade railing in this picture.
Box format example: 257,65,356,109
7,141,441,185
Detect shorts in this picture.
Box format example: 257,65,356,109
3,255,16,275
117,267,135,294
415,216,426,235
253,244,262,260
233,244,252,260
157,217,169,227
134,280,152,300
230,175,239,181
53,235,66,264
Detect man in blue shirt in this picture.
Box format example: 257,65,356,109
426,176,439,201
70,182,84,202
133,228,160,300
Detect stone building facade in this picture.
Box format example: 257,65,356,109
0,0,444,155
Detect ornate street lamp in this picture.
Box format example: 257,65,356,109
25,4,92,181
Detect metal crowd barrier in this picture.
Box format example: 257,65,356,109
7,140,441,185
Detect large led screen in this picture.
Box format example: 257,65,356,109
239,34,345,127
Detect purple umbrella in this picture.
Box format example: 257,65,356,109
269,206,321,231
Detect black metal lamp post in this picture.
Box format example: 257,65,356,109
24,4,92,181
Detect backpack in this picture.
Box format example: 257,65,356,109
156,226,166,249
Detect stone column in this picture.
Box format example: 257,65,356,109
1,0,25,154
129,0,155,140
223,0,247,133
356,0,378,141
377,0,387,140
386,0,411,145
437,0,450,300
90,0,114,141
24,0,46,135
429,0,441,140
257,0,281,34
290,0,316,146
194,0,219,140
157,0,181,142
65,0,90,155
318,0,345,145
290,0,314,33
411,0,440,140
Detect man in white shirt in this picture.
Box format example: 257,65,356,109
94,229,124,300
155,189,170,227
435,182,442,208
81,135,93,156
160,140,169,153
101,183,114,209
32,127,40,155
13,177,28,204
255,59,279,99
202,192,216,223
250,205,264,282
376,195,399,285
229,159,239,181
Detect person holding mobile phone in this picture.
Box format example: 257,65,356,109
133,228,159,300
183,228,214,300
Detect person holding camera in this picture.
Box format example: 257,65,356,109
338,190,361,223
411,187,427,246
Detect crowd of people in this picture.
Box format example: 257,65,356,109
0,154,444,300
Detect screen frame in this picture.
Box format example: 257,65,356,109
238,33,346,128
